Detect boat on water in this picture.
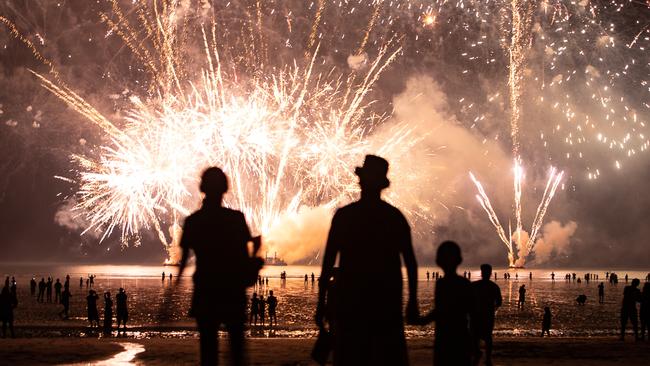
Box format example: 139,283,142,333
265,252,287,266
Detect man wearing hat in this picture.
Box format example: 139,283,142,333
316,155,419,365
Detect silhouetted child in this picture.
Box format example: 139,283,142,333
250,293,259,325
267,290,278,327
59,287,71,320
87,290,99,327
419,241,473,366
103,291,113,336
542,307,551,337
641,283,650,340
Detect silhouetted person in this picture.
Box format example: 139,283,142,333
311,273,315,283
641,283,650,340
87,290,100,327
177,167,262,366
46,277,53,303
250,293,259,325
471,264,502,366
598,282,605,304
517,285,526,309
162,271,166,282
59,287,71,320
419,241,473,366
258,295,266,326
80,277,83,288
551,272,555,281
103,292,113,336
427,271,430,281
54,279,62,303
267,291,278,327
116,288,128,335
89,274,95,287
315,155,418,366
305,274,309,283
541,307,551,337
30,277,36,296
86,278,89,287
620,278,641,340
529,272,533,280
576,294,587,305
0,284,16,338
169,273,172,281
37,278,45,303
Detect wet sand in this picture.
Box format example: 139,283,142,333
0,337,649,365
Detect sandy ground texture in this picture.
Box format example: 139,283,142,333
0,337,649,365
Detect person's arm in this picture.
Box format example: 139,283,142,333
315,211,341,329
401,217,419,324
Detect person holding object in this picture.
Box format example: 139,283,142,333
177,167,263,366
315,155,419,365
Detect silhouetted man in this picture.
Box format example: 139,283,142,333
30,277,36,296
116,288,128,335
419,241,473,366
0,284,17,338
37,278,45,303
87,290,99,327
54,279,62,303
517,285,526,309
315,155,418,365
267,291,278,327
620,278,641,340
178,167,262,366
472,264,502,366
46,277,53,303
59,287,71,320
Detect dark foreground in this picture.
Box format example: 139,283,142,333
1,337,649,365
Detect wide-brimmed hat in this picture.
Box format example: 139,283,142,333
354,155,390,189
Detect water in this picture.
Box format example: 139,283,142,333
2,264,648,338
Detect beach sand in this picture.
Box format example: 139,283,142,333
0,336,649,365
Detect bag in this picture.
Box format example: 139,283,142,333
311,329,333,365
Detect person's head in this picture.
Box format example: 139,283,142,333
253,292,257,298
200,167,228,198
632,278,640,288
435,241,463,273
480,264,492,280
269,290,274,296
119,287,124,293
544,306,550,313
354,155,390,194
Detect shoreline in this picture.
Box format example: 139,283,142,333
0,336,649,365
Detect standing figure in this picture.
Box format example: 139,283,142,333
541,307,552,337
37,278,46,303
116,288,129,335
0,284,17,338
620,278,641,340
80,277,84,288
472,264,502,366
103,292,113,336
640,283,650,340
177,167,262,366
30,277,37,296
517,285,526,309
162,272,166,282
551,272,555,282
426,271,430,281
87,290,100,327
267,290,278,327
59,287,71,320
54,279,62,303
46,277,53,303
315,155,418,366
419,241,473,366
250,293,260,325
598,282,605,304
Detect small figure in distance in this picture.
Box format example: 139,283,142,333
30,277,37,296
529,272,533,280
46,277,53,303
620,278,642,341
598,282,605,304
177,167,262,366
59,286,71,320
116,288,129,335
427,271,430,281
551,272,555,282
267,290,278,327
103,291,113,336
38,278,46,303
162,271,165,282
576,294,587,305
517,285,526,309
89,274,94,287
79,277,84,288
471,264,502,366
541,307,551,337
304,274,308,283
311,272,315,284
54,278,62,303
418,241,473,366
640,283,650,340
0,283,17,338
169,273,172,282
315,155,418,365
250,293,259,326
87,290,100,328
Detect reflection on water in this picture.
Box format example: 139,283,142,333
2,264,649,338
69,342,145,366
